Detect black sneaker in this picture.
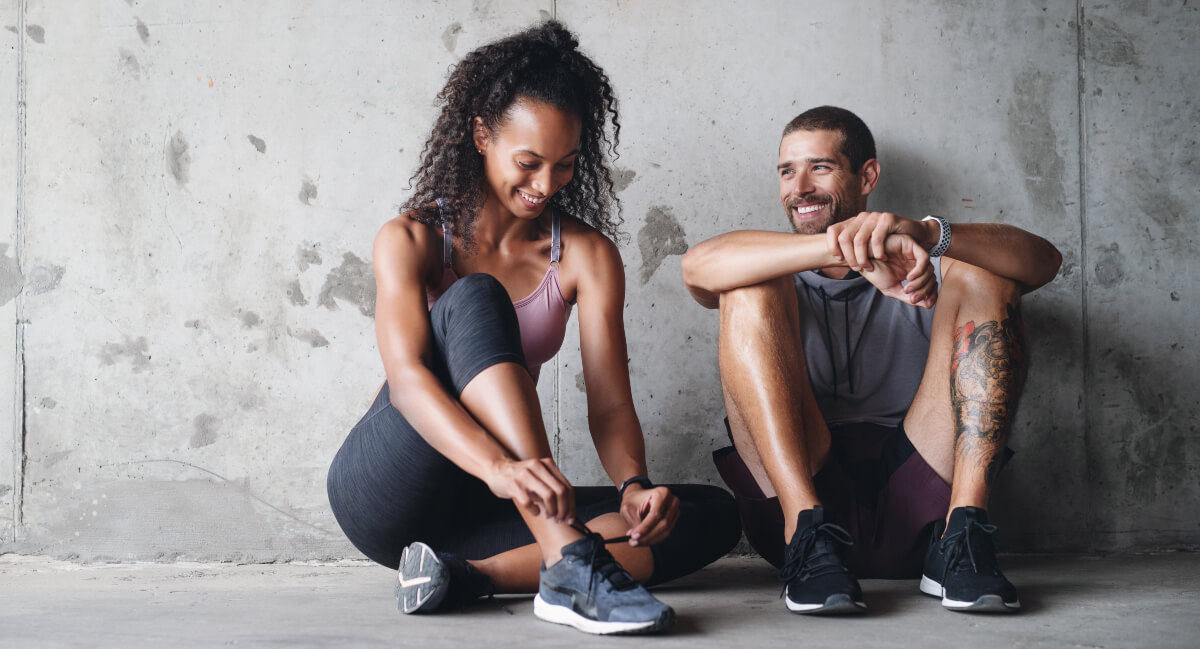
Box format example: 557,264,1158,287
534,531,675,634
781,506,865,614
394,541,495,614
920,507,1020,613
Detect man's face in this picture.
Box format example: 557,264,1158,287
777,129,865,234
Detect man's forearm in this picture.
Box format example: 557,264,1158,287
939,222,1062,292
681,230,842,306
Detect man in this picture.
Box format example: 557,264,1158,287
681,106,1061,615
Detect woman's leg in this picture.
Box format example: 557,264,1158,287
326,381,465,569
448,484,741,591
428,273,657,589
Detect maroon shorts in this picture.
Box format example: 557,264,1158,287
712,421,951,579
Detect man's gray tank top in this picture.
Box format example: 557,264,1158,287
792,258,942,427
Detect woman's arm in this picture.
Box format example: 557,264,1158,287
570,228,680,545
374,216,573,521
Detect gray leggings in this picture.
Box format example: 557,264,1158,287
326,273,741,585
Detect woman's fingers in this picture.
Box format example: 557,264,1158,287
626,488,679,546
504,458,575,523
634,497,679,546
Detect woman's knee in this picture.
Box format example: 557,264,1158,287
443,272,507,303
429,273,524,372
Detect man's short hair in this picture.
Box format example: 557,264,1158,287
782,106,876,173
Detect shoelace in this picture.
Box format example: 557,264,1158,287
937,519,999,584
778,521,854,596
571,521,638,597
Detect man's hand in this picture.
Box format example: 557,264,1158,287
619,484,679,547
826,211,937,272
860,234,938,309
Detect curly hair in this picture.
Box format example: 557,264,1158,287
403,20,622,245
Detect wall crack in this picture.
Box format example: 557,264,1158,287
11,0,29,541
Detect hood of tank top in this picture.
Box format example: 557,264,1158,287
791,259,941,409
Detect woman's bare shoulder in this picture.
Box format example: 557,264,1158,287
557,213,620,260
374,208,442,278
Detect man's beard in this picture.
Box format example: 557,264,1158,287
784,194,852,235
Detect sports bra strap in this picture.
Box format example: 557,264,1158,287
436,198,452,268
551,211,562,264
437,199,560,266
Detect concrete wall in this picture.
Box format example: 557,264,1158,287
0,0,1195,561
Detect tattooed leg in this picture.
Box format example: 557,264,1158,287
948,302,1027,509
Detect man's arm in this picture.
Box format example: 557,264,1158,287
827,212,1062,293
680,230,843,309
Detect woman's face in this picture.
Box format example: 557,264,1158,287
475,99,582,219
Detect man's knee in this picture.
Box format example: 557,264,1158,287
717,275,796,328
941,263,1021,309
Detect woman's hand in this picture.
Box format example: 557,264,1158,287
486,457,576,524
619,484,680,547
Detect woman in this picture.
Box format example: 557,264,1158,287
326,21,740,635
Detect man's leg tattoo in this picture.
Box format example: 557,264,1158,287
950,303,1027,485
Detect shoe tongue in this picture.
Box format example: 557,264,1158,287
948,506,989,530
795,505,825,531
560,533,603,558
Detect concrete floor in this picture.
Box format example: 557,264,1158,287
1,553,1197,648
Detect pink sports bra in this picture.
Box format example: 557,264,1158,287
426,200,573,382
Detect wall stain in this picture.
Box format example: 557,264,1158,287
637,205,689,284
25,24,44,44
1128,167,1190,239
612,167,637,192
288,328,330,348
25,264,65,295
119,48,141,77
4,26,15,35
100,336,151,372
298,178,318,205
1093,243,1126,288
575,371,586,393
0,245,25,305
1008,68,1067,223
167,130,191,185
1086,16,1140,68
40,397,57,409
1057,249,1079,280
296,244,323,271
236,309,261,328
184,319,204,330
1107,349,1188,501
286,279,308,306
190,414,219,448
42,450,72,468
135,18,150,43
441,22,463,52
318,253,376,317
247,135,266,154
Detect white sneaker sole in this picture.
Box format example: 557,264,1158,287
784,590,867,615
395,542,447,614
920,575,1020,613
533,594,673,635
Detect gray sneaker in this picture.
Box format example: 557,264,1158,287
533,533,675,635
394,541,494,614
